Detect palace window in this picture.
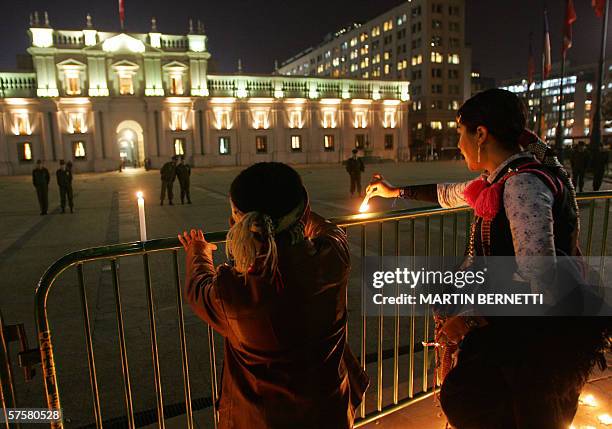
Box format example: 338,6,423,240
170,111,188,131
13,113,32,136
430,121,443,130
383,110,396,128
73,141,86,159
289,110,303,129
383,20,393,31
323,135,335,151
355,134,366,149
353,111,367,129
291,135,302,152
170,74,184,95
252,110,269,129
255,136,267,153
219,137,231,155
322,110,337,129
411,54,423,66
214,109,232,130
17,142,33,162
384,134,394,149
448,54,460,64
65,72,81,95
68,112,87,134
174,138,185,156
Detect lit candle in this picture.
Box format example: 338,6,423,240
359,194,371,213
579,393,598,407
599,413,612,425
137,191,147,241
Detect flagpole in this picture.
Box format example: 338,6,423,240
537,7,548,140
555,55,567,162
590,0,610,153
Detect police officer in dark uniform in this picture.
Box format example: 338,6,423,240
56,160,74,213
345,148,365,197
32,160,50,215
160,156,177,205
176,156,192,204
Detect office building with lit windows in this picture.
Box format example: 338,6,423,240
0,12,410,175
500,61,612,146
279,0,471,154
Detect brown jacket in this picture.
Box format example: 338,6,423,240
184,212,369,429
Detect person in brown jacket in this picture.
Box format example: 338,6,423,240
178,162,368,429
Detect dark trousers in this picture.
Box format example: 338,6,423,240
59,185,73,210
350,174,362,196
593,168,605,191
440,329,581,429
571,169,585,192
179,181,191,203
160,180,174,203
35,186,48,214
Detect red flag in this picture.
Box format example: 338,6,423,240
563,0,577,58
118,0,125,29
543,9,552,78
528,33,535,84
593,0,606,17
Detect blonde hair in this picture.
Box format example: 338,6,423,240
226,211,278,279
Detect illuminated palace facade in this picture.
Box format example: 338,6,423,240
0,13,410,175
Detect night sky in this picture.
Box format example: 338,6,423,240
0,0,609,83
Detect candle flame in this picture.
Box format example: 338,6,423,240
580,394,597,407
136,191,144,199
599,413,612,425
359,195,370,213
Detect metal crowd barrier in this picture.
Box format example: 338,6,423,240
32,191,612,428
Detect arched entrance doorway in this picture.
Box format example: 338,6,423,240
116,120,145,168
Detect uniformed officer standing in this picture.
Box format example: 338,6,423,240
160,156,177,205
176,156,192,204
56,160,74,213
345,148,365,197
32,160,50,215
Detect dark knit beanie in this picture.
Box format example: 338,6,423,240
230,162,306,220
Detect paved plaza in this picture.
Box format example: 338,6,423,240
1,160,611,428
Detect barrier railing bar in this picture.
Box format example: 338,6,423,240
207,326,219,428
359,225,367,419
172,251,194,429
77,263,102,429
422,217,430,393
599,199,610,290
142,254,165,428
392,221,400,405
377,222,384,412
110,259,135,429
408,219,415,399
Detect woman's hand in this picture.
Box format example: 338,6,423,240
178,229,218,257
365,174,401,199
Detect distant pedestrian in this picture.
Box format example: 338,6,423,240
345,149,365,197
160,156,177,205
56,160,74,213
176,156,192,204
32,160,50,215
592,146,609,191
569,141,589,192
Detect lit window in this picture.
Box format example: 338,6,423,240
170,111,188,131
373,54,381,64
430,121,443,130
417,122,423,130
219,137,231,155
447,54,460,64
17,142,33,162
411,54,422,65
322,110,337,128
384,134,393,149
383,109,396,128
360,32,368,42
13,113,32,136
355,134,366,149
447,121,457,128
291,135,302,152
73,141,86,159
431,52,443,63
255,136,267,153
371,26,380,37
65,72,81,95
384,64,390,75
174,138,185,156
170,74,184,95
353,111,367,129
119,75,134,95
214,109,232,130
252,110,269,129
324,135,335,151
68,112,87,134
289,110,303,129
383,20,393,31
350,37,358,47
585,118,590,127
360,45,369,55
